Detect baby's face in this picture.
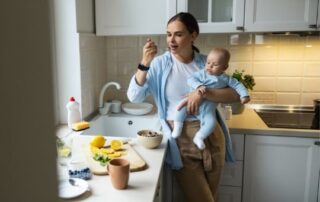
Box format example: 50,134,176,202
205,52,227,75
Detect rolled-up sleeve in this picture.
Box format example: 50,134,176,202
127,75,150,103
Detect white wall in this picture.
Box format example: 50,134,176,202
53,0,82,124
0,0,58,201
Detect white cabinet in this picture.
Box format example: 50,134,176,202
243,135,320,202
244,0,320,32
318,0,320,29
177,0,245,33
178,0,320,33
219,186,242,202
219,134,244,202
95,0,175,36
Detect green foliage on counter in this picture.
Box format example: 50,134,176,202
232,70,256,91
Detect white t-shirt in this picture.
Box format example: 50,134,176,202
165,53,200,120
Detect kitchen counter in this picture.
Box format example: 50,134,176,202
56,108,318,202
227,108,320,138
57,130,167,202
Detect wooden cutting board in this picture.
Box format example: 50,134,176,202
83,143,147,175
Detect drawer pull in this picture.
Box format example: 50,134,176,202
236,26,244,31
309,24,317,29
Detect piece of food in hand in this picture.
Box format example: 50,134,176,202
110,139,123,151
90,135,106,148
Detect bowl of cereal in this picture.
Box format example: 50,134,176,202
137,130,163,149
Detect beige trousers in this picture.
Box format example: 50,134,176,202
169,120,226,202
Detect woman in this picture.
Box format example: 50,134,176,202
127,12,239,202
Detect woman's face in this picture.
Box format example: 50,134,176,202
166,20,197,55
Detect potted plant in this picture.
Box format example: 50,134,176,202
230,69,256,114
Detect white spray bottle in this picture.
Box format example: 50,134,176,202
66,97,81,129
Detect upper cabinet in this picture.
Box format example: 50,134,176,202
177,0,320,33
95,0,175,36
95,0,320,35
244,0,320,32
177,0,245,33
318,0,320,29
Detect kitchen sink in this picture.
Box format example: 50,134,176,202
251,104,319,130
80,113,161,138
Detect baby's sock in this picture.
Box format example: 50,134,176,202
172,121,184,138
193,132,206,150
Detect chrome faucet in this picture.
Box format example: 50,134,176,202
99,82,121,115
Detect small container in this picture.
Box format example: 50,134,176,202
137,130,163,149
111,100,122,113
68,160,91,180
225,105,232,120
66,97,81,129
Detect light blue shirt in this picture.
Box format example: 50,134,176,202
127,51,235,170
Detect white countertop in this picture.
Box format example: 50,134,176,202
57,130,167,202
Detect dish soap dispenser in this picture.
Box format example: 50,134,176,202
66,97,81,129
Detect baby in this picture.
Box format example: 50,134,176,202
172,48,250,150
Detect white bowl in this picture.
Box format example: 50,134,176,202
122,102,153,115
137,130,163,149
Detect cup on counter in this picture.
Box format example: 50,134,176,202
107,158,130,189
111,100,122,113
68,159,92,180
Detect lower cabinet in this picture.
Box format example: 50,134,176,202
218,186,242,202
243,135,320,202
219,134,244,202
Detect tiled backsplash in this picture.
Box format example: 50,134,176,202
80,33,320,117
79,34,107,118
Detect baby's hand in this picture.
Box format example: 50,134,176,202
197,86,206,95
241,96,250,104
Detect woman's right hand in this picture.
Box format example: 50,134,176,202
141,38,157,66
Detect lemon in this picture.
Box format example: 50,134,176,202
90,135,106,148
107,151,122,158
58,147,71,157
90,145,100,154
110,139,123,151
100,148,114,155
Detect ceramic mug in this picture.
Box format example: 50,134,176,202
107,158,130,189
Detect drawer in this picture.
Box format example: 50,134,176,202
231,134,244,161
220,161,243,186
218,186,242,202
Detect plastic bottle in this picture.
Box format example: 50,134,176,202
225,105,233,120
66,97,81,129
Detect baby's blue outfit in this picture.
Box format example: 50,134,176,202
175,69,249,141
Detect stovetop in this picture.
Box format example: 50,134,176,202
251,105,319,130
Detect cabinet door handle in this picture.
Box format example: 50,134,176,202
236,26,244,31
315,141,320,146
309,24,317,29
